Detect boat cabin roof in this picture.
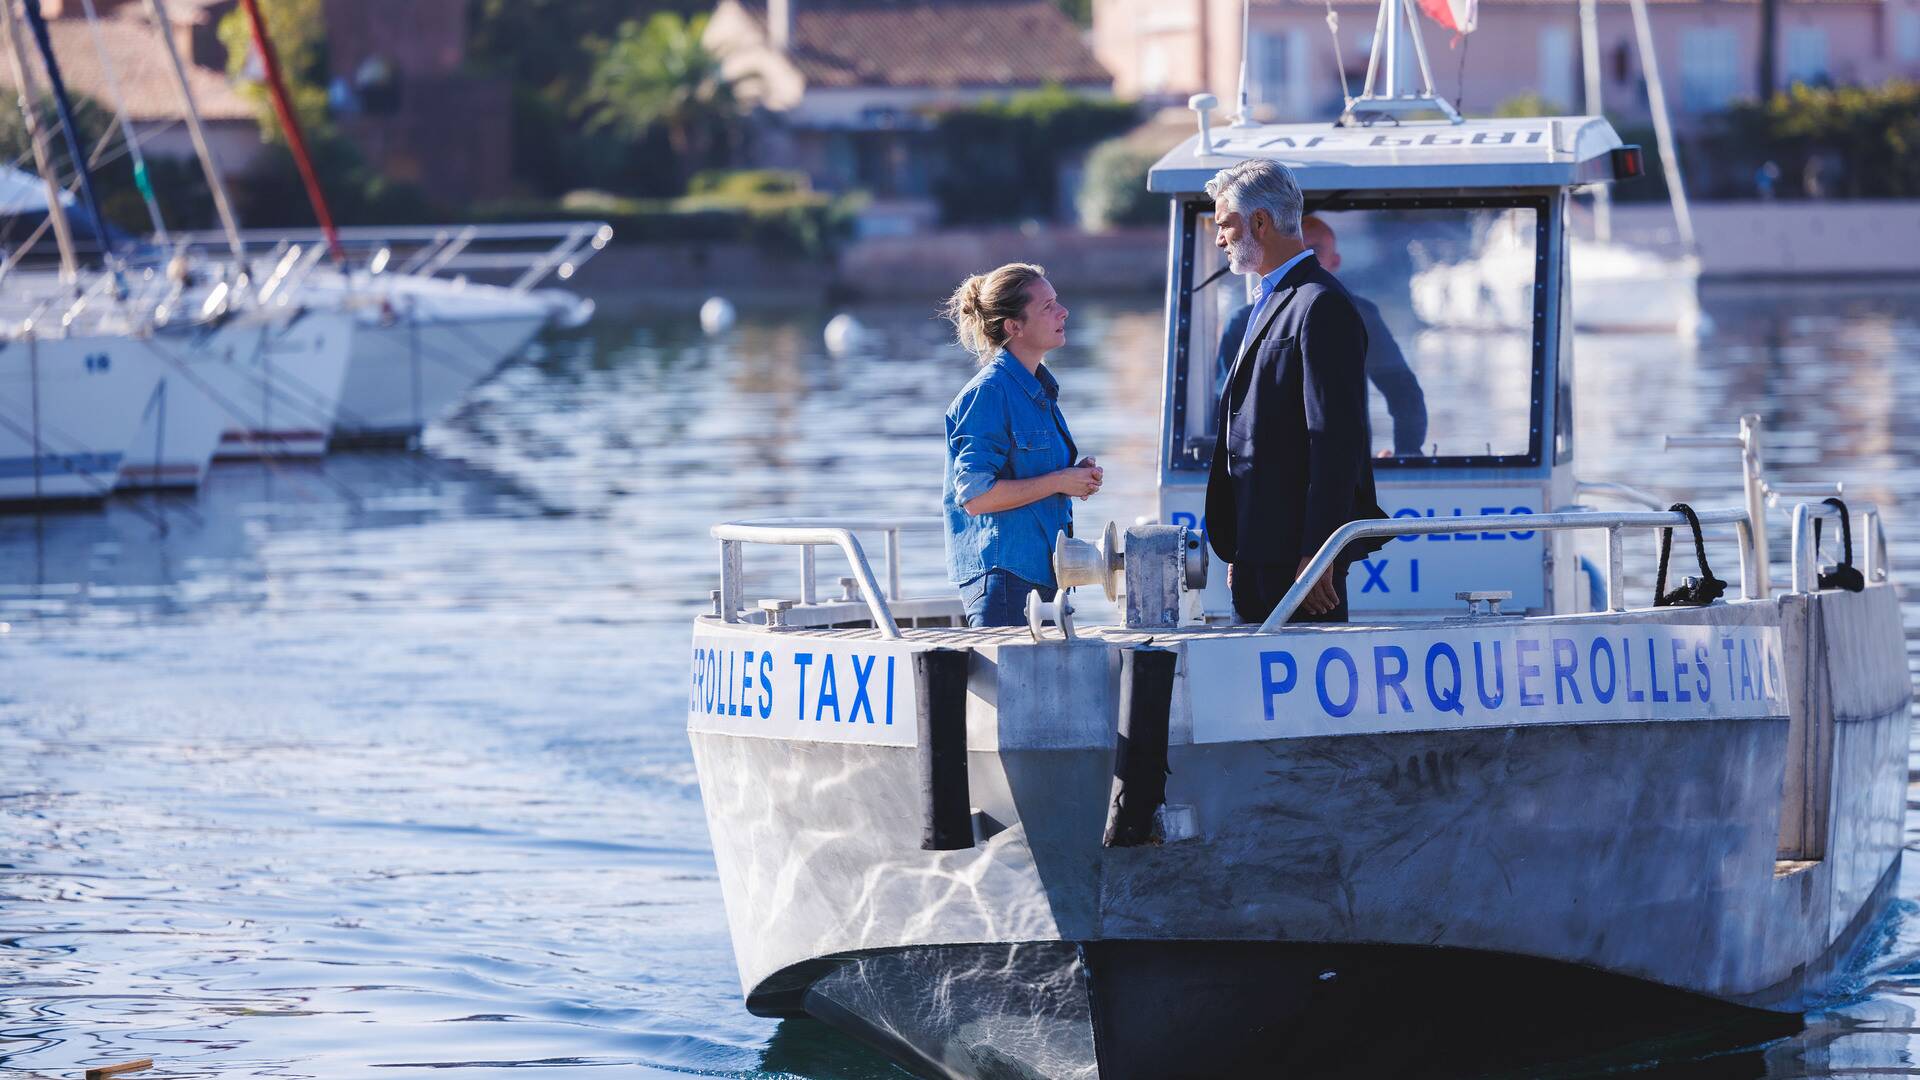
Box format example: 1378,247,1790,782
1148,115,1625,195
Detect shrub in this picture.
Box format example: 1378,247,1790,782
1076,137,1167,230
1708,80,1920,199
477,181,861,258
931,85,1137,225
686,169,808,197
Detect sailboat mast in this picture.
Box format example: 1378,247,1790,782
77,0,167,241
235,0,342,262
0,0,77,281
1578,0,1610,243
144,0,245,265
1626,0,1695,250
19,0,112,257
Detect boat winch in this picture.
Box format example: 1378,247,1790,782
1030,521,1209,639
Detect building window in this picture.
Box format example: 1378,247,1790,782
1899,10,1920,62
1538,25,1575,112
1679,27,1739,111
1785,27,1829,84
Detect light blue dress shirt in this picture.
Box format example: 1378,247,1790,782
1237,248,1316,358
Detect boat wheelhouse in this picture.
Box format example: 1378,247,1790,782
684,106,1910,1080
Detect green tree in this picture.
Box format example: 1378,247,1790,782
468,0,700,96
579,13,743,189
216,0,331,140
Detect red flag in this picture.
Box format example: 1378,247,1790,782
1417,0,1477,37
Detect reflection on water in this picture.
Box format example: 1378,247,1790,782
1,281,1918,1078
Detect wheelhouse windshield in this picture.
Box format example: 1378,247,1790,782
1168,195,1549,471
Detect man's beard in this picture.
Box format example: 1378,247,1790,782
1224,229,1262,275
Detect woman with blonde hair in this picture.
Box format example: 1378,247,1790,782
940,263,1103,627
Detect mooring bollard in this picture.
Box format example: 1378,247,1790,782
1104,646,1177,847
915,647,973,851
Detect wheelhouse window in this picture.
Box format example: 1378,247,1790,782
1169,196,1549,471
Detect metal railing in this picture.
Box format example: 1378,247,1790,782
711,518,935,640
1789,500,1888,593
1574,479,1668,511
1259,506,1759,631
159,221,614,294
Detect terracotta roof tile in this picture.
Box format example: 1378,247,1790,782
741,0,1110,89
0,9,254,123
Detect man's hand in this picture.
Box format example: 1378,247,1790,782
1295,556,1339,616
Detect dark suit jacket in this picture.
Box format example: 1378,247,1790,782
1212,293,1426,455
1206,253,1385,569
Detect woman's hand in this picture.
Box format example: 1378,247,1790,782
1054,459,1103,499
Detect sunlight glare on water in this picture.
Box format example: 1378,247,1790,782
2,281,1919,1078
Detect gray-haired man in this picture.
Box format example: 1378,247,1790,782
1202,158,1386,624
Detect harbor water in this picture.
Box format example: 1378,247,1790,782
4,281,1920,1078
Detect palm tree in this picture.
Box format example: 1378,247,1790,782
580,13,744,190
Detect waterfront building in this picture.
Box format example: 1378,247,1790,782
1093,0,1920,129
704,0,1114,231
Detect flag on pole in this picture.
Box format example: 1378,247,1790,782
1417,0,1477,38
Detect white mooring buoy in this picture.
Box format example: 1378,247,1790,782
700,296,737,335
824,313,866,355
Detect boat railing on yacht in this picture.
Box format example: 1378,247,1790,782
161,221,616,293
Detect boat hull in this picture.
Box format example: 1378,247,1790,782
688,586,1911,1077
205,311,354,460
0,335,158,504
799,936,1829,1079
329,312,545,444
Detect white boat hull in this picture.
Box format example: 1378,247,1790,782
331,311,546,442
116,322,270,489
203,310,355,460
0,334,157,503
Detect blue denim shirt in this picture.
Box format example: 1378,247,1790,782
943,351,1077,588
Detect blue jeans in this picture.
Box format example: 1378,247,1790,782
959,570,1056,628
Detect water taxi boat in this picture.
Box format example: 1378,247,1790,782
685,14,1909,1073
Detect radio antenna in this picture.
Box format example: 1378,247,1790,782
1231,0,1257,127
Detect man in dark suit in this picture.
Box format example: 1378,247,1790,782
1203,159,1383,624
1212,214,1427,457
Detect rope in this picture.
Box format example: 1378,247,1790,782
1812,496,1865,592
1324,1,1352,105
1653,502,1726,607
